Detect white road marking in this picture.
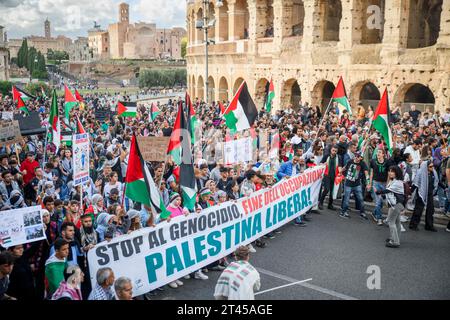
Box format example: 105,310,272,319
255,278,313,296
257,267,358,300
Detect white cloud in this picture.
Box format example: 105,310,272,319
133,0,186,28
0,0,187,39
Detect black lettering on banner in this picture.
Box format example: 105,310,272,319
207,212,216,228
108,242,120,261
121,240,134,258
133,236,144,253
198,215,207,231
188,218,198,235
231,204,240,219
220,208,229,223
180,220,188,238
169,223,179,241
226,206,234,222
96,246,110,265
148,230,161,248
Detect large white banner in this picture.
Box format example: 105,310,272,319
88,166,325,297
224,137,253,165
73,133,90,186
0,206,46,248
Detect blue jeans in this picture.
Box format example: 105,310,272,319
342,185,365,214
371,181,386,219
295,216,303,223
437,186,446,209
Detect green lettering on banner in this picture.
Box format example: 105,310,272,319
252,212,262,236
181,241,196,268
293,193,301,212
207,231,222,256
241,216,253,241
287,196,294,217
166,246,184,276
145,253,163,283
234,221,241,246
271,203,278,226
222,225,234,250
278,200,287,222
265,207,273,229
193,235,207,263
307,188,312,206
301,190,308,210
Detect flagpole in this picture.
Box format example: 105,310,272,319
43,125,49,164
317,98,333,131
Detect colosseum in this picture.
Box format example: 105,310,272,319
186,0,450,112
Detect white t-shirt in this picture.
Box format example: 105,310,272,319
103,181,123,198
403,145,421,165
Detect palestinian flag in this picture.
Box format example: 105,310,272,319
118,101,137,117
218,101,226,116
64,85,78,120
61,134,72,147
331,77,352,116
186,92,197,145
332,169,344,200
12,86,33,115
49,90,61,150
75,89,85,111
167,102,196,211
125,134,170,219
264,79,275,113
76,115,85,134
372,89,393,154
223,81,258,134
150,103,161,121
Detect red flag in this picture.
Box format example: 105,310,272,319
12,86,26,110
76,115,85,134
218,101,226,115
75,89,84,102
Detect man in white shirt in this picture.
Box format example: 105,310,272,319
403,139,423,179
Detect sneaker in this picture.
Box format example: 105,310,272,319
400,224,406,232
202,268,209,273
360,213,368,220
377,219,383,226
385,241,400,248
294,221,307,226
194,270,209,280
210,265,226,271
274,229,282,234
385,238,392,243
370,212,378,222
264,233,275,239
446,228,450,233
255,239,267,248
339,212,350,219
400,215,409,223
247,244,257,253
175,280,184,286
168,281,178,289
183,275,191,280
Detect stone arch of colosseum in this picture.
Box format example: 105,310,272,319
208,76,215,102
197,75,205,99
233,77,245,95
190,75,196,98
353,0,385,44
218,76,229,102
407,0,443,49
255,78,269,107
196,7,205,44
350,80,381,109
312,80,335,111
231,0,250,40
188,9,196,45
281,78,302,110
216,0,229,42
394,83,436,111
318,0,342,42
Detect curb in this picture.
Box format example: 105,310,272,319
332,198,450,227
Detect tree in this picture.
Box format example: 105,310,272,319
0,81,13,97
17,39,28,68
25,82,50,96
181,37,187,59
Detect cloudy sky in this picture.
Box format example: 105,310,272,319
0,0,187,39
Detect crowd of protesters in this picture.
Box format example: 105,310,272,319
0,85,450,300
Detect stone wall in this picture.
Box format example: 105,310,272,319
186,0,450,112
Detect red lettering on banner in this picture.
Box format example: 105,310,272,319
264,190,270,206
242,199,249,214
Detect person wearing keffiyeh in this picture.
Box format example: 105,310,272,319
88,267,115,300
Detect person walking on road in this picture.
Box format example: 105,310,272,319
374,166,405,248
214,246,261,300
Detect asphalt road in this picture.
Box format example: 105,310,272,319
149,207,450,300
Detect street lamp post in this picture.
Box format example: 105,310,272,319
195,0,222,103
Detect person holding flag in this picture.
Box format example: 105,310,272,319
318,145,342,211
